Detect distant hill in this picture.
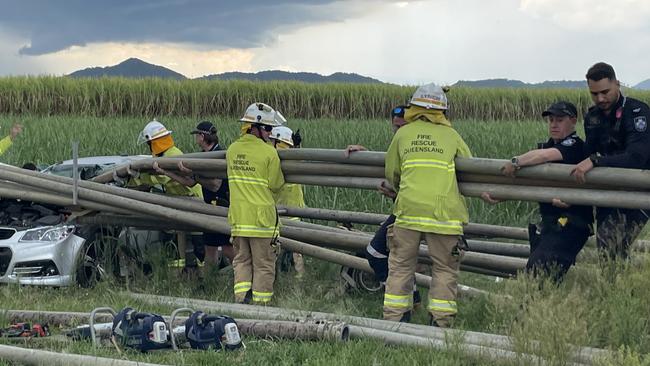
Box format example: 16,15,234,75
68,58,186,80
454,78,587,89
199,70,383,83
634,79,650,90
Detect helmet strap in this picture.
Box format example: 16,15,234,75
251,124,267,142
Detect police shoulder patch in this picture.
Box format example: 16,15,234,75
561,138,576,146
634,116,647,132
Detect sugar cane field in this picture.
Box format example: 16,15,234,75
1,84,650,366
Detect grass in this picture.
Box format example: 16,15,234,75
0,115,544,227
1,76,650,120
1,115,650,365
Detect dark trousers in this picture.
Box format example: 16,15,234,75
527,223,590,282
366,214,396,282
596,208,648,260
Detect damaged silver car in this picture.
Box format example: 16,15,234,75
0,155,147,287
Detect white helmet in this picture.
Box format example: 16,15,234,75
239,102,286,127
410,83,448,110
137,119,172,144
269,126,294,146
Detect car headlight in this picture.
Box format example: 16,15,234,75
20,225,75,242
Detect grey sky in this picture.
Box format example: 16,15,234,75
0,0,648,85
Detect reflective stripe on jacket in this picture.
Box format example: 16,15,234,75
385,119,471,235
227,134,285,238
129,146,203,197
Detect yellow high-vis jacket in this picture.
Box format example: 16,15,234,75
385,112,471,235
0,136,13,156
275,183,305,221
128,146,203,198
227,134,285,238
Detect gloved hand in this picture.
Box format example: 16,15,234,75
125,165,140,179
178,160,193,174
152,161,166,175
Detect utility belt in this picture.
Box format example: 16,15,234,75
539,214,593,235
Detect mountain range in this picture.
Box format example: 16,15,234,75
69,58,381,84
68,58,650,89
69,58,186,80
198,70,382,83
454,78,587,89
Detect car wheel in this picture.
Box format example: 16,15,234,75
355,268,383,293
75,233,105,288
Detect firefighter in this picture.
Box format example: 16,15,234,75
383,84,471,327
481,101,594,282
228,103,286,304
123,119,204,271
572,62,650,260
269,125,306,278
346,106,420,305
0,123,23,156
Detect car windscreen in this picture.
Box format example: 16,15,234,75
47,164,104,180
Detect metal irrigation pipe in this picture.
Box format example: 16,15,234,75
1,309,349,345
460,182,650,210
128,293,605,366
0,344,169,366
0,182,129,214
0,166,231,234
278,236,489,297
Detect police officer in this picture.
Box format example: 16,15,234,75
153,121,233,268
228,103,285,304
383,84,471,327
572,62,650,259
482,101,594,282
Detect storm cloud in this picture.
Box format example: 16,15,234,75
0,0,367,55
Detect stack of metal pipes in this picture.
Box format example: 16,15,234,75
95,148,650,211
90,148,650,270
1,149,649,283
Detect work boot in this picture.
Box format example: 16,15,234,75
399,311,412,323
429,315,440,327
181,265,200,280
429,314,453,328
413,290,422,309
242,289,253,305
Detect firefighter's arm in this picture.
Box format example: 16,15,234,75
152,161,196,187
456,137,473,158
0,123,23,156
384,136,401,191
177,160,222,191
268,152,285,193
0,136,12,156
126,170,170,189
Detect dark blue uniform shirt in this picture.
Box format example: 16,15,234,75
584,95,650,169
